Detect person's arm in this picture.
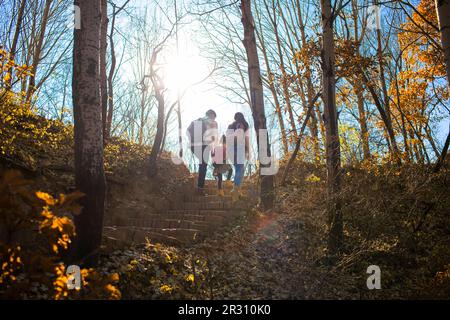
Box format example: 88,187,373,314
212,121,218,145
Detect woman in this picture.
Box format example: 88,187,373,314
226,112,250,201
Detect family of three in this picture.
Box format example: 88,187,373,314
187,109,250,201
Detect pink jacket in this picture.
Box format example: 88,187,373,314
212,145,227,164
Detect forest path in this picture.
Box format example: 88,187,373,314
193,209,309,299
103,176,312,299
103,179,257,248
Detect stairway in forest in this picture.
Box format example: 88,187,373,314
103,180,257,248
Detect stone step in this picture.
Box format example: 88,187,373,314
104,226,203,245
123,210,236,223
171,201,233,210
184,195,233,203
104,226,182,246
123,217,217,231
122,212,218,223
201,187,254,197
202,185,250,191
165,209,241,218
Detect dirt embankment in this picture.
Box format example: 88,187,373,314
0,108,193,230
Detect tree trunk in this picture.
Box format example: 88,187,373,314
138,78,147,146
361,70,401,165
71,0,106,267
105,5,117,142
100,0,108,144
26,0,51,104
433,124,450,173
295,0,321,161
275,0,319,160
435,0,450,86
320,0,343,254
374,0,401,164
148,49,165,176
433,0,449,172
6,0,27,90
355,83,371,160
148,86,165,176
241,0,274,210
280,92,321,185
176,104,183,158
160,102,177,155
253,11,288,154
424,123,440,159
263,0,298,141
174,0,183,159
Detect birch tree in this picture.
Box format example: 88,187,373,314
71,0,106,267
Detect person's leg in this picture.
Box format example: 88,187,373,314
234,164,245,186
231,164,244,201
217,172,223,190
197,145,208,189
198,163,207,188
226,167,233,181
217,172,224,196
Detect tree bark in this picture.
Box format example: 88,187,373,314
105,5,117,142
433,0,449,172
148,89,165,176
355,83,371,160
435,0,450,86
138,78,147,146
71,0,106,267
148,49,165,176
320,0,343,254
241,0,274,210
100,0,108,144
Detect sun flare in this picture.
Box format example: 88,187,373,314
163,47,209,95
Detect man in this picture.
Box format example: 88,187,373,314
187,109,218,195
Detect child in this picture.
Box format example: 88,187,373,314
212,135,233,196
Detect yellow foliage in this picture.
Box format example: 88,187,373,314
185,274,195,283
0,48,33,91
305,173,321,183
159,284,173,294
0,170,120,300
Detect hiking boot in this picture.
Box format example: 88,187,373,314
217,189,225,197
196,188,205,196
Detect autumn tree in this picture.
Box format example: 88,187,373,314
434,0,450,170
241,0,274,210
71,0,106,267
148,48,165,176
320,0,343,254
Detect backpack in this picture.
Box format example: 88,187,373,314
187,117,207,144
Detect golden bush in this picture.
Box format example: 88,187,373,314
0,169,120,299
